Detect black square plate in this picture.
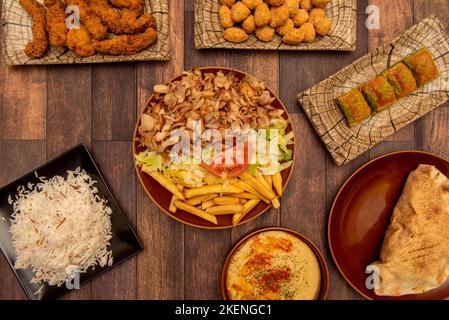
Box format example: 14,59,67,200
0,144,143,300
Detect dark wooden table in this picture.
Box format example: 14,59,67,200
0,0,448,300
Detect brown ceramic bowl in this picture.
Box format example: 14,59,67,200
133,67,295,229
329,150,449,300
221,227,329,300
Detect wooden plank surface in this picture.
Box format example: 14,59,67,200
0,0,449,301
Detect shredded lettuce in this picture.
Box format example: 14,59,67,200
134,151,163,172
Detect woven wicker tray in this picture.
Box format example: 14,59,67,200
194,0,356,51
298,16,449,166
1,0,170,65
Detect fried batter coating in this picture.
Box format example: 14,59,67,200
284,0,299,16
269,5,289,28
313,16,332,36
90,0,154,34
282,27,304,44
299,22,315,42
19,0,49,58
311,0,330,8
299,0,312,11
308,8,325,24
231,2,251,22
67,24,95,56
223,27,249,43
109,0,143,15
276,18,294,36
255,25,274,41
44,0,67,47
67,0,107,40
292,8,308,26
219,5,234,28
94,26,157,55
242,0,263,10
242,15,256,33
269,0,285,6
221,0,236,7
254,3,271,26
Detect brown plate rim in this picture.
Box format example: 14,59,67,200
327,149,449,300
220,227,330,300
132,67,296,230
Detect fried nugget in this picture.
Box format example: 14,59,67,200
242,15,256,33
311,0,330,8
282,27,304,44
221,0,236,7
231,2,251,22
269,5,289,28
109,0,143,15
292,8,308,26
284,0,299,16
219,5,234,28
276,18,294,36
254,3,271,26
299,22,315,42
242,0,263,9
19,0,49,58
299,0,312,11
67,0,107,40
313,16,332,36
255,25,274,41
44,0,67,47
270,0,285,6
223,27,248,43
94,26,157,55
67,24,95,56
308,8,325,24
90,0,154,34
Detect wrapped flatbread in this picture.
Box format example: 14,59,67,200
368,164,449,296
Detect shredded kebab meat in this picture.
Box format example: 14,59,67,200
138,68,285,153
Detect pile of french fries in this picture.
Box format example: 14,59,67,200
142,167,284,226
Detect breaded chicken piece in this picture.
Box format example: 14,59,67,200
93,26,157,55
223,27,248,43
66,24,95,56
219,5,234,28
44,0,67,47
67,0,107,40
19,0,49,58
109,0,143,15
254,3,271,26
89,0,155,34
231,2,250,22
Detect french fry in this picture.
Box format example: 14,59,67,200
240,199,247,204
173,200,217,225
263,175,272,190
185,184,243,198
232,199,261,225
271,196,280,209
186,194,218,206
169,185,184,213
241,172,275,200
255,170,271,190
202,200,216,210
273,172,283,196
143,167,185,200
233,192,260,200
214,196,241,205
234,180,270,203
206,204,243,215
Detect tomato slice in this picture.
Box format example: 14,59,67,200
201,143,250,179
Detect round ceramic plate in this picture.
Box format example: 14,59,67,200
221,227,329,300
133,67,295,229
329,150,449,300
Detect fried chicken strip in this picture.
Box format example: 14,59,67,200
67,0,107,40
109,0,143,15
44,0,67,47
93,26,157,55
66,24,96,56
19,0,49,58
89,0,155,34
